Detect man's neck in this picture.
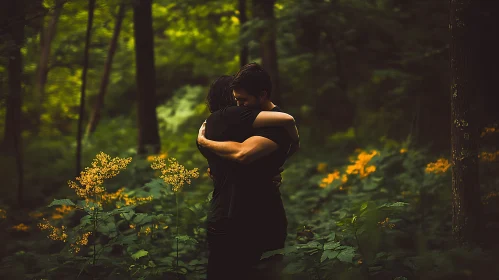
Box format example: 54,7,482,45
261,101,276,111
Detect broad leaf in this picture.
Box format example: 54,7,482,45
48,199,75,207
131,249,148,260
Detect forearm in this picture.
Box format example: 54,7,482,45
198,137,243,161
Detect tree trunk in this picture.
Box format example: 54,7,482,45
238,0,248,67
34,0,64,131
449,0,483,245
76,0,96,176
86,3,126,136
252,0,280,105
133,0,161,155
3,0,25,207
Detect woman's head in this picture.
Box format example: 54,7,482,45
206,75,236,113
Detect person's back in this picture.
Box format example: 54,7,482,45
199,106,259,227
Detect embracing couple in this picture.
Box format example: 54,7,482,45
196,63,300,280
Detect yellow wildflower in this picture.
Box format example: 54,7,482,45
320,170,340,188
316,162,328,173
147,152,168,162
378,217,395,229
425,158,451,174
151,157,199,192
346,150,379,178
483,192,499,204
400,148,408,154
38,218,68,242
481,126,497,137
29,211,43,219
480,151,499,162
70,232,92,254
12,223,30,232
68,152,132,198
52,205,74,220
100,187,153,207
0,209,6,219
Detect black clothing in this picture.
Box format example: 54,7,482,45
197,105,292,280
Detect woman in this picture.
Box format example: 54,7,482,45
197,75,298,280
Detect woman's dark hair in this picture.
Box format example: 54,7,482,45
206,75,236,113
231,62,272,98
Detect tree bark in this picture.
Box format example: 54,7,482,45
133,0,161,155
449,0,483,245
3,0,25,207
76,0,96,176
86,3,126,136
238,0,249,67
34,0,64,131
252,0,280,105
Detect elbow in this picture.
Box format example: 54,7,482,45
234,151,253,164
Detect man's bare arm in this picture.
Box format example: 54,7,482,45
197,122,278,164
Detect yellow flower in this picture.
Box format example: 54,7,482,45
425,158,451,174
320,170,340,188
400,148,408,154
12,223,30,232
29,211,43,219
481,126,497,138
70,232,92,254
316,162,328,173
0,209,6,219
38,218,67,242
346,150,379,178
101,187,153,207
52,205,74,220
151,157,199,192
69,152,132,198
147,152,168,162
378,217,395,229
480,151,499,162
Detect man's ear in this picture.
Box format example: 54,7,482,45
260,90,269,100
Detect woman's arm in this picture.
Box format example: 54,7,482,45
252,111,300,142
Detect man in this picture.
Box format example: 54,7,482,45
197,63,299,279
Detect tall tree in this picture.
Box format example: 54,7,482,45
34,0,65,130
86,2,126,135
76,0,96,176
3,0,25,207
449,0,483,245
133,0,161,155
238,0,249,67
252,0,281,105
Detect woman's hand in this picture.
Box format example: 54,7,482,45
197,121,207,146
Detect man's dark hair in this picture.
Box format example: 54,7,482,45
206,75,236,113
231,62,272,98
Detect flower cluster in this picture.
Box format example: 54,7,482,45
70,232,92,254
0,209,6,219
320,170,348,188
12,223,30,232
147,152,168,162
68,152,132,198
38,218,68,242
481,126,497,138
151,157,199,192
480,151,499,162
425,158,451,174
346,150,379,178
378,217,395,229
483,191,499,204
100,188,153,208
52,205,74,220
